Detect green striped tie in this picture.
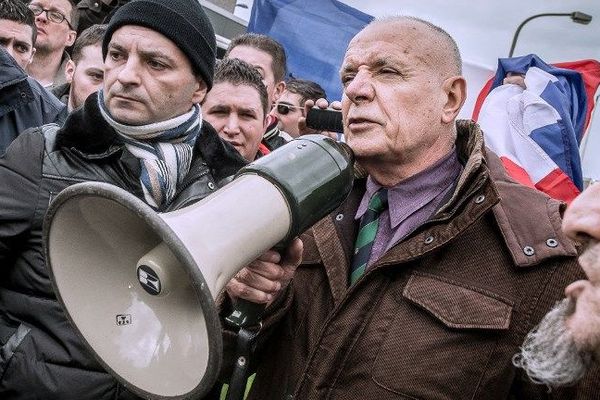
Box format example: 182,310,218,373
350,189,388,285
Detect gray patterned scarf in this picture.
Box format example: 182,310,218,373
97,90,202,209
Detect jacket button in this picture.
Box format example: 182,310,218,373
523,246,535,256
207,182,215,190
546,238,558,248
475,194,485,204
424,235,434,244
335,213,344,221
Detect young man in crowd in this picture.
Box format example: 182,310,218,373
52,23,105,111
221,16,597,399
225,33,291,152
203,58,268,161
0,0,36,69
0,0,66,154
270,78,326,138
0,0,245,398
27,0,77,88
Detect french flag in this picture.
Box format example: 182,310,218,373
474,55,600,203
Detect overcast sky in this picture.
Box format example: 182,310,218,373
342,0,598,68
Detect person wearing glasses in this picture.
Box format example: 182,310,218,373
27,0,77,89
270,78,326,138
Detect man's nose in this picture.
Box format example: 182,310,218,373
565,279,590,300
344,70,375,104
116,57,141,86
223,115,241,136
35,12,48,24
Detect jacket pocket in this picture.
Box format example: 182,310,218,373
0,318,31,380
371,272,513,400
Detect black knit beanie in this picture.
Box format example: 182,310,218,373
102,0,216,89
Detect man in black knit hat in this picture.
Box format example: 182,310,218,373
0,0,246,398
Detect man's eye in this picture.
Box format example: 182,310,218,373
341,74,355,86
108,51,123,61
49,11,63,21
148,60,166,70
16,45,29,53
89,73,103,82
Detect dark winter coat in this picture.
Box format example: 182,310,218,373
0,48,67,154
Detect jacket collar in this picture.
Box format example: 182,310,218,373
55,92,247,183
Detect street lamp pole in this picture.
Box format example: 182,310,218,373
508,11,593,57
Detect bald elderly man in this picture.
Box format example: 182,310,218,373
514,183,600,388
219,16,596,400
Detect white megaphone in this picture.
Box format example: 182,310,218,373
43,135,354,399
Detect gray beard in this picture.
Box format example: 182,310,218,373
513,298,593,388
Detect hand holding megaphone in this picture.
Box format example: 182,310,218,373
225,238,303,306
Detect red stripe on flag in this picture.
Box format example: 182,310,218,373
500,157,536,188
535,168,580,204
472,78,494,122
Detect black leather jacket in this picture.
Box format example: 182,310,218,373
0,93,246,399
0,48,67,155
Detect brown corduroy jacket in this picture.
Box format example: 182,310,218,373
220,120,599,399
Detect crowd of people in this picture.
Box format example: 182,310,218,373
0,0,598,399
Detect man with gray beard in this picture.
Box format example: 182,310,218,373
514,183,600,388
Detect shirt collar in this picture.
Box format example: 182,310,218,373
355,148,463,227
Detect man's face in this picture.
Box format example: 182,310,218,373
270,90,304,138
65,44,103,111
513,184,600,387
203,81,266,161
563,183,600,358
227,45,283,106
565,241,600,360
0,19,35,69
29,0,75,54
340,21,457,177
103,25,207,126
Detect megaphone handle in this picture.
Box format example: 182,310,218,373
224,299,265,328
225,242,287,328
225,327,259,400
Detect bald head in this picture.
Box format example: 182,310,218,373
360,16,462,78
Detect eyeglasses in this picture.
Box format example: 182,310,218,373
29,4,73,29
275,103,304,115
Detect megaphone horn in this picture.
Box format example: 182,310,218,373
43,135,354,399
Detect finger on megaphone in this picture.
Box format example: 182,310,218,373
246,259,285,281
226,272,277,304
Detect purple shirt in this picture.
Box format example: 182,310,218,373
355,149,463,268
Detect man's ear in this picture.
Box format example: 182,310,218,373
27,47,36,65
64,59,75,83
441,76,467,124
65,30,77,47
273,80,286,102
192,78,208,104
